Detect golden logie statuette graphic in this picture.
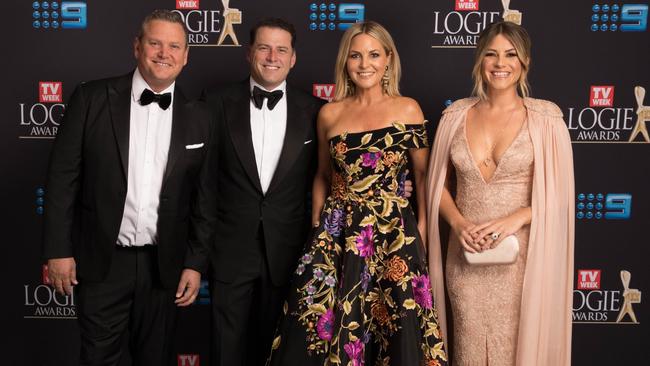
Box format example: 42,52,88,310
217,0,242,46
616,270,642,323
501,0,522,25
628,86,650,142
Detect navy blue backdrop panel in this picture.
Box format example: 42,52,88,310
3,0,648,365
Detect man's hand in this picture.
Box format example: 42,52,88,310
48,257,78,296
175,269,201,307
403,169,413,198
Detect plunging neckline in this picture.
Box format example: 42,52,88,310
462,111,527,184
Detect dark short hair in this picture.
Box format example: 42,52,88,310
138,9,188,48
249,18,296,49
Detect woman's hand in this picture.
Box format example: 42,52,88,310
451,218,482,253
473,207,532,250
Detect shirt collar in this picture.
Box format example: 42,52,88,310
131,68,175,104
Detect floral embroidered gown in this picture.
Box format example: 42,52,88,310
267,122,447,366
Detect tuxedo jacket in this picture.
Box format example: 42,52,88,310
202,80,324,286
43,72,213,289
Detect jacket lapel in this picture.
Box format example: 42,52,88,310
107,73,133,181
266,85,309,194
163,88,189,183
226,81,263,193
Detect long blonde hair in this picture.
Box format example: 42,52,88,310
333,21,401,101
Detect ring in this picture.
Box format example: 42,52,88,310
490,232,500,240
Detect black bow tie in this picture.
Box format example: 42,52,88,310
252,86,283,110
140,88,172,110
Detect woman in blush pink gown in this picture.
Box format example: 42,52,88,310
425,21,574,366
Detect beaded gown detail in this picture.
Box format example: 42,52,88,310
268,122,447,366
446,120,533,365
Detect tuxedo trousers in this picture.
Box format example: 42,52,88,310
76,245,177,366
210,229,290,366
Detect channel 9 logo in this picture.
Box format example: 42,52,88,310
32,1,87,29
576,192,632,220
195,280,210,305
590,3,648,31
308,2,365,31
36,187,45,215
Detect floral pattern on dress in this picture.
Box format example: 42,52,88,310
268,122,447,366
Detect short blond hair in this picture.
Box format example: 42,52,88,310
472,21,531,100
333,21,401,101
138,9,188,48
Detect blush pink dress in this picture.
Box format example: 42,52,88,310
426,98,574,366
446,120,533,365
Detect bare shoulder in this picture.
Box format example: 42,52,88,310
317,100,344,131
393,96,424,122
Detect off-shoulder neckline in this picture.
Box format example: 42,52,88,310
328,121,427,142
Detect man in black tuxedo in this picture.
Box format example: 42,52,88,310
202,18,324,366
43,10,213,365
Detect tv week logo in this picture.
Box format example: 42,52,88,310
589,86,614,107
313,84,336,102
178,354,199,366
577,269,601,290
39,82,62,103
176,0,199,10
455,0,479,11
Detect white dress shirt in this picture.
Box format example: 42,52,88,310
116,68,174,246
249,77,287,194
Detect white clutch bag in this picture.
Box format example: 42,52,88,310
463,235,520,265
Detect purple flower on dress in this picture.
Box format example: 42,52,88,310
397,172,407,197
324,208,344,237
307,285,317,295
361,331,371,344
296,263,306,275
360,265,371,292
305,296,314,305
324,275,336,287
361,152,381,169
411,274,433,310
313,268,325,281
316,308,335,341
355,225,375,258
301,254,313,264
344,339,365,366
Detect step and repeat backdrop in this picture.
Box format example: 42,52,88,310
3,0,648,365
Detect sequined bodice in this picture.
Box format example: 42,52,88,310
450,120,534,223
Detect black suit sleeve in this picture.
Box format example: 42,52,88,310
42,83,87,260
184,100,219,273
195,88,227,259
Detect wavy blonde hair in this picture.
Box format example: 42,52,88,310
472,21,531,100
333,21,401,101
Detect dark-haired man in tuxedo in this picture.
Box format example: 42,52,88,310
43,9,213,365
202,18,325,366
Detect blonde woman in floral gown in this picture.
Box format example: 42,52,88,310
267,21,447,366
